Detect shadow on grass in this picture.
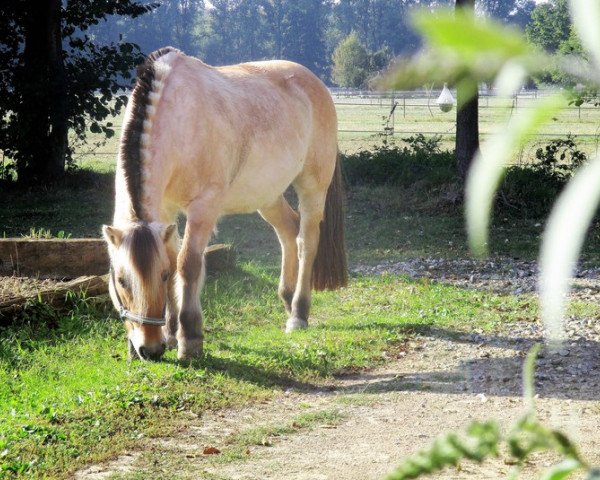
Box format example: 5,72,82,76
0,169,115,237
160,352,318,393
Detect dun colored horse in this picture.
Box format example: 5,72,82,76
103,48,347,361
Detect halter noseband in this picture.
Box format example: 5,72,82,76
110,267,167,327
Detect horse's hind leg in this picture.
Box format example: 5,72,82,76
286,184,328,332
259,195,300,313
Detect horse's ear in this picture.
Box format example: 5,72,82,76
103,225,124,248
162,223,177,243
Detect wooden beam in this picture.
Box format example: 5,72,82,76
0,244,236,322
0,239,108,278
0,240,235,278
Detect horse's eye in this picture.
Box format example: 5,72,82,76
118,277,128,289
161,271,170,282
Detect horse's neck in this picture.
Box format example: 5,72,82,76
113,162,160,226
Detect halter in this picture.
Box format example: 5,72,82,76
110,267,167,327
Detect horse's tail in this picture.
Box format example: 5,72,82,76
312,151,348,291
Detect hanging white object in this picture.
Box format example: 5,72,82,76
437,83,454,113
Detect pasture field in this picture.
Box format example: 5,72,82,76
69,90,600,168
335,91,600,156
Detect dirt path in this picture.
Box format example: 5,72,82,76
75,257,600,480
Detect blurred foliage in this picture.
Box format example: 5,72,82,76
383,9,546,94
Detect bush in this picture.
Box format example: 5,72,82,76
341,135,457,188
342,135,588,219
498,166,566,217
497,135,587,217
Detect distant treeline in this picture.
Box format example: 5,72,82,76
89,0,537,83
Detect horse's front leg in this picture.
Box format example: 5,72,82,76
176,208,217,360
163,277,179,349
161,217,180,350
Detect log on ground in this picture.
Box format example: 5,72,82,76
0,240,236,278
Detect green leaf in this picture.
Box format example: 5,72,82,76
465,94,565,256
494,60,528,97
539,151,600,341
412,9,529,62
539,458,582,480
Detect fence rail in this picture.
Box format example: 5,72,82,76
75,89,600,159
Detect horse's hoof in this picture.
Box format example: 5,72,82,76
286,317,308,333
177,338,203,361
165,335,178,350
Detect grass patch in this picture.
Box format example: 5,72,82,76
0,170,114,238
0,263,541,478
227,408,344,448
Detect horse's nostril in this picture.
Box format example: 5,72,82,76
139,346,148,359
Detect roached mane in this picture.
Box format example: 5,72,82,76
119,47,180,220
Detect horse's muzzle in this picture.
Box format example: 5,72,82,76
141,343,166,361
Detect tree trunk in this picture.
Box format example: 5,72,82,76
455,0,479,180
17,0,67,185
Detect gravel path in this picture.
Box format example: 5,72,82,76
353,256,600,300
75,256,600,480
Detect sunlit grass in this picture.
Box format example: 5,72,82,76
0,263,541,478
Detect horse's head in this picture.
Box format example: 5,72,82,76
102,221,177,360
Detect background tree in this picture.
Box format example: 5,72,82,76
199,0,271,66
331,32,370,88
0,0,153,185
275,0,329,79
98,0,206,55
329,0,421,58
478,0,535,28
525,0,570,53
455,0,480,180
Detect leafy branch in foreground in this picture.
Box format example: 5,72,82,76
385,346,600,480
386,421,499,480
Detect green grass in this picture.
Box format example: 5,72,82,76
0,267,545,478
0,170,114,238
3,179,600,477
226,408,344,448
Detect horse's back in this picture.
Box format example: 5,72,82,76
154,53,337,214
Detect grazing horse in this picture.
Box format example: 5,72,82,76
102,47,347,361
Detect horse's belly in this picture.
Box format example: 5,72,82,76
221,158,303,214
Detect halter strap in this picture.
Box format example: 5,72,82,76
110,267,167,327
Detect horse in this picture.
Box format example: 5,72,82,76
102,47,347,361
